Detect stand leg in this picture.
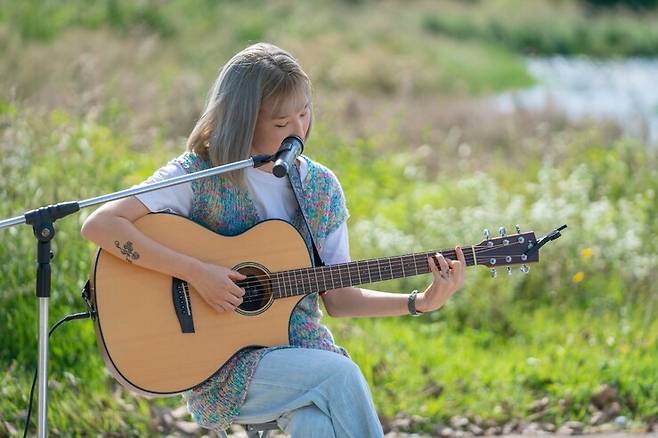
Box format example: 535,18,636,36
38,297,49,438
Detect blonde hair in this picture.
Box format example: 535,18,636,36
186,43,313,185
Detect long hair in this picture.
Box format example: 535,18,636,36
186,43,313,185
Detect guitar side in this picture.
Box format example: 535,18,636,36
90,214,312,395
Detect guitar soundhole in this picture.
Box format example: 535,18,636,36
235,264,273,315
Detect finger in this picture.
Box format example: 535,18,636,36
458,246,467,280
456,245,466,265
225,280,246,297
234,285,246,297
214,302,227,313
427,255,444,282
435,253,450,273
221,300,236,311
229,270,247,281
225,291,243,306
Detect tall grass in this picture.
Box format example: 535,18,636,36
1,101,656,435
421,0,658,57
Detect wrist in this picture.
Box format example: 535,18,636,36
415,291,429,313
180,257,204,283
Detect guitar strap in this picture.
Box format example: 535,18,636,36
287,159,325,268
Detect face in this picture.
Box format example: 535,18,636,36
251,92,311,160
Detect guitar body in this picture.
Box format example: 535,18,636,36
90,213,312,396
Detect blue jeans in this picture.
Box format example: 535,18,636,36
233,348,384,438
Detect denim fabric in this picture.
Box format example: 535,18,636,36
233,348,384,438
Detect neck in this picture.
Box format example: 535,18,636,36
269,247,476,299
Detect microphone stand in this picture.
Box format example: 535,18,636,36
0,153,274,438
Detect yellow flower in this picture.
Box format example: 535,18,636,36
572,271,585,283
580,247,593,260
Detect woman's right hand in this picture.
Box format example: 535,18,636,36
187,261,247,313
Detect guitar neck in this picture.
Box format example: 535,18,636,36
271,247,476,299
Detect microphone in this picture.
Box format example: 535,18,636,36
272,135,304,178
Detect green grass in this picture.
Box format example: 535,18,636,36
329,307,658,428
421,0,658,57
3,0,657,58
1,103,656,435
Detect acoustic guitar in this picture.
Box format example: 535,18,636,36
89,212,558,396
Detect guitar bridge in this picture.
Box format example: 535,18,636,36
172,278,195,333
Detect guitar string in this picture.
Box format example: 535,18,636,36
228,238,529,290
235,253,532,305
187,239,529,305
217,241,533,305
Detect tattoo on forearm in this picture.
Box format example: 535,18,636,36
115,241,140,263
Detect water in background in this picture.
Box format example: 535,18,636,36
495,56,658,146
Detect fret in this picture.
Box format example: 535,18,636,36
300,268,307,294
313,269,320,292
272,273,280,298
303,268,309,294
359,261,368,284
285,270,291,297
387,258,393,281
280,272,286,297
344,262,353,288
355,262,362,285
329,267,336,289
294,269,300,295
366,260,373,284
413,253,419,275
400,256,406,277
305,268,311,294
292,269,299,295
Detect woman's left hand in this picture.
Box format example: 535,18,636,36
416,246,466,313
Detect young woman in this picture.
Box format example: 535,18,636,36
81,42,466,437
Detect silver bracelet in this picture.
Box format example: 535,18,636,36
407,289,422,316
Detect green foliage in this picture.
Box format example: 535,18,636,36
1,101,656,436
422,1,658,57
0,0,175,42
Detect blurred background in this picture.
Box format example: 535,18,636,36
0,0,656,436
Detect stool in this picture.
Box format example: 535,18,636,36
219,420,280,438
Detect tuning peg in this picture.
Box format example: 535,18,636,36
490,268,497,278
499,227,506,237
515,224,521,234
507,266,513,275
520,264,529,274
484,228,490,239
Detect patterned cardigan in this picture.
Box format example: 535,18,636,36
175,152,349,431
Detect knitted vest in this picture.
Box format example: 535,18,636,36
176,152,349,431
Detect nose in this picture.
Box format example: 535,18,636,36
289,115,306,140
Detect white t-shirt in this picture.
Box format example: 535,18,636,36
134,158,351,265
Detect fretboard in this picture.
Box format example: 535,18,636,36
271,248,475,299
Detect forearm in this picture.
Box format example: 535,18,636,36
321,286,436,318
81,212,201,282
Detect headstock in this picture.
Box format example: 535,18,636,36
475,225,539,277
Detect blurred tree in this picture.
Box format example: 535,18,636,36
581,0,657,9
